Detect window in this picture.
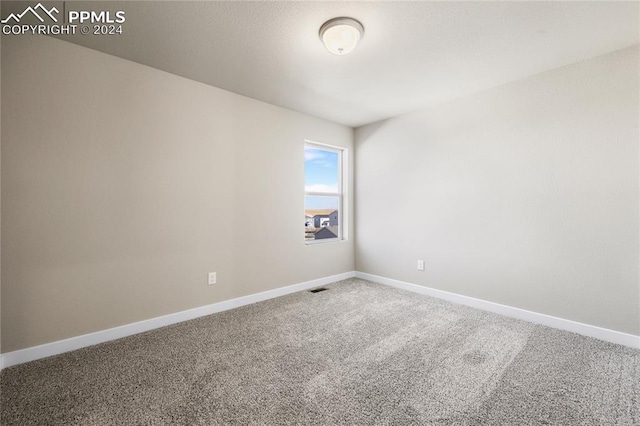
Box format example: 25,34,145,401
305,142,344,243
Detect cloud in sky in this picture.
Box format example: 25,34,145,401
305,146,339,207
305,148,326,162
306,147,336,170
305,184,339,193
315,160,334,168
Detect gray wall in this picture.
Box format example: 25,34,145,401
1,35,354,352
2,34,638,355
0,31,3,356
355,46,640,335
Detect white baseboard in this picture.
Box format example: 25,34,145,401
0,271,356,370
2,270,636,371
355,271,640,349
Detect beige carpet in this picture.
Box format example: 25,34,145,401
1,278,638,425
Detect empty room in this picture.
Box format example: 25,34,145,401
1,1,638,424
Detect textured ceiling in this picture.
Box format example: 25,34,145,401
17,1,640,127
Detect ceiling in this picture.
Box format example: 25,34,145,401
11,1,640,127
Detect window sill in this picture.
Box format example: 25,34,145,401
305,238,345,245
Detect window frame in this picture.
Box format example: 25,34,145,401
304,141,346,245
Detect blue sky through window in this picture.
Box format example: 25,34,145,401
305,146,339,210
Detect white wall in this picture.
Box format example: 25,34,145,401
1,35,354,352
0,32,3,358
355,46,640,335
2,34,637,354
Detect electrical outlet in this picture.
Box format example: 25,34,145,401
417,260,425,271
208,272,217,285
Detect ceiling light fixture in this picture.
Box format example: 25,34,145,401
319,17,364,55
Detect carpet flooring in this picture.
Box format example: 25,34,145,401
1,278,638,425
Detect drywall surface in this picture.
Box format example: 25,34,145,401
355,46,640,335
0,32,3,357
1,35,354,352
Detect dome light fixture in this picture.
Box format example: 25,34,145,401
319,17,364,55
